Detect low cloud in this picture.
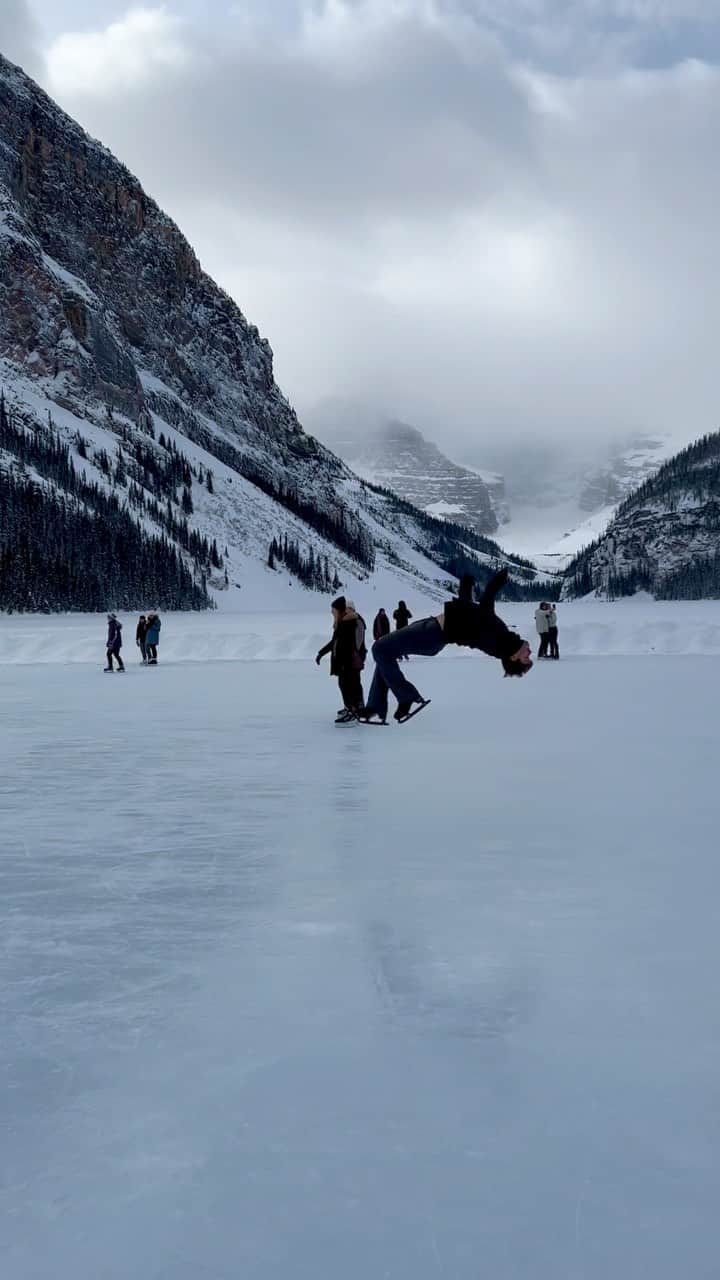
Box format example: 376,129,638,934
32,0,720,459
0,0,41,78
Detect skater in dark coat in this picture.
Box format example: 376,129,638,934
359,569,532,723
104,613,125,672
373,608,390,642
145,612,161,664
316,596,367,722
136,614,148,664
393,601,412,630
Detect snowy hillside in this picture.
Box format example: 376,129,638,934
0,53,540,613
476,434,675,564
564,432,720,599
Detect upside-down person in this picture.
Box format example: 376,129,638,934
358,569,533,724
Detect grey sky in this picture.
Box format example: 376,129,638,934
3,1,720,458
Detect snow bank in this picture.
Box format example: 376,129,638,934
1,597,719,666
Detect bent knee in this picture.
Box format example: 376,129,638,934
372,637,388,662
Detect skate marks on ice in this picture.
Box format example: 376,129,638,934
365,919,536,1043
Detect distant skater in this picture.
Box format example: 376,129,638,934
136,613,148,664
393,599,412,661
145,612,161,664
373,607,390,642
316,595,367,723
535,602,550,659
547,604,560,660
359,569,532,724
104,613,125,672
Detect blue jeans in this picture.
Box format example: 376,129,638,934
366,618,445,717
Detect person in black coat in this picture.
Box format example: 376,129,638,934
373,608,390,642
359,570,532,722
136,614,148,664
104,613,125,672
316,596,366,722
393,600,412,630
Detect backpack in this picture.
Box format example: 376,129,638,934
352,616,367,670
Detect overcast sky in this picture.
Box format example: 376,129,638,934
2,1,720,461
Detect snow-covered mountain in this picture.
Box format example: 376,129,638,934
0,54,540,613
309,401,508,535
472,433,675,565
563,432,720,598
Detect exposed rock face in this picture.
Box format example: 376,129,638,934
577,436,673,514
564,433,720,598
0,52,321,474
317,416,501,536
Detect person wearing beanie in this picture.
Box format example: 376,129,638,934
358,568,532,724
316,596,367,722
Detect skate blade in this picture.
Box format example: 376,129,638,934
396,699,431,723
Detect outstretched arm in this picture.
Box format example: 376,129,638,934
316,638,333,664
479,567,509,608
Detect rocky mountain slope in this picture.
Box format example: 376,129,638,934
563,432,720,599
0,53,543,611
310,403,507,535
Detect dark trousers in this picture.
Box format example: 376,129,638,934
367,618,445,717
107,644,124,671
547,627,559,659
147,644,158,663
537,633,549,658
339,668,364,710
138,640,147,662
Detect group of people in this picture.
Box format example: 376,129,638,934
316,573,534,724
104,611,162,672
316,598,418,723
534,602,560,660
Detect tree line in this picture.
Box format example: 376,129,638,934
268,536,341,592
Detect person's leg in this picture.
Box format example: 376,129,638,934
105,648,114,670
346,669,364,710
338,671,356,710
114,644,125,671
368,619,445,712
538,633,548,658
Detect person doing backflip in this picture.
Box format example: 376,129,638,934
358,569,532,724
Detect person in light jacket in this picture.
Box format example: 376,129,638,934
534,602,550,659
546,605,559,660
145,612,161,664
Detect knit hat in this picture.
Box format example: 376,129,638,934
331,595,346,612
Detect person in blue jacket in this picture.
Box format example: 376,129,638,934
145,612,162,665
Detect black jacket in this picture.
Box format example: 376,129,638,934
442,569,522,660
393,605,411,629
317,612,365,676
136,619,147,643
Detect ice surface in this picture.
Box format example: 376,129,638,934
2,646,719,1278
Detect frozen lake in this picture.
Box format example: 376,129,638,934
2,648,719,1278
